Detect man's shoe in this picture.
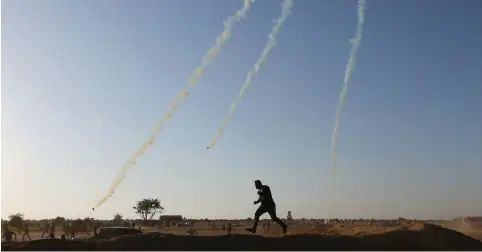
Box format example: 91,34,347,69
245,228,256,234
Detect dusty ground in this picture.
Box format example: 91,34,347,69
2,222,482,250
435,220,482,241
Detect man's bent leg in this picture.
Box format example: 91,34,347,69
246,205,267,233
252,205,268,230
267,206,288,234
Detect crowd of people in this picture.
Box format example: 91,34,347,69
1,221,99,242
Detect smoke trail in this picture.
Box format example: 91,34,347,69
94,0,255,209
328,0,366,218
206,0,293,150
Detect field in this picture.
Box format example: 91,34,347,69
2,220,482,250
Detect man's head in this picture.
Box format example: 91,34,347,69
254,180,262,189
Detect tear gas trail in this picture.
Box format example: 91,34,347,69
328,0,366,218
206,0,294,149
93,0,254,209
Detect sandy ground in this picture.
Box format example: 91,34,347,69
2,221,482,250
142,221,422,237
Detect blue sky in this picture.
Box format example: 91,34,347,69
2,0,481,220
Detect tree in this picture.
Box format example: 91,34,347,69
54,216,66,225
83,217,94,226
9,213,24,231
113,213,123,226
73,218,83,226
133,198,164,221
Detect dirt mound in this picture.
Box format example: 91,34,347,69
3,224,481,250
359,224,482,250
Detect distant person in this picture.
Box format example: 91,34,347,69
2,228,17,242
50,223,56,238
227,223,232,235
263,221,271,233
186,227,197,236
41,223,50,238
22,224,31,241
71,224,76,238
94,223,100,237
84,224,90,235
64,222,70,238
245,180,287,234
66,222,72,238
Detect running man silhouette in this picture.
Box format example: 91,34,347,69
2,228,17,242
22,224,31,241
246,180,287,234
41,223,50,238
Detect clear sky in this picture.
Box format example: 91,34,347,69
2,0,481,221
